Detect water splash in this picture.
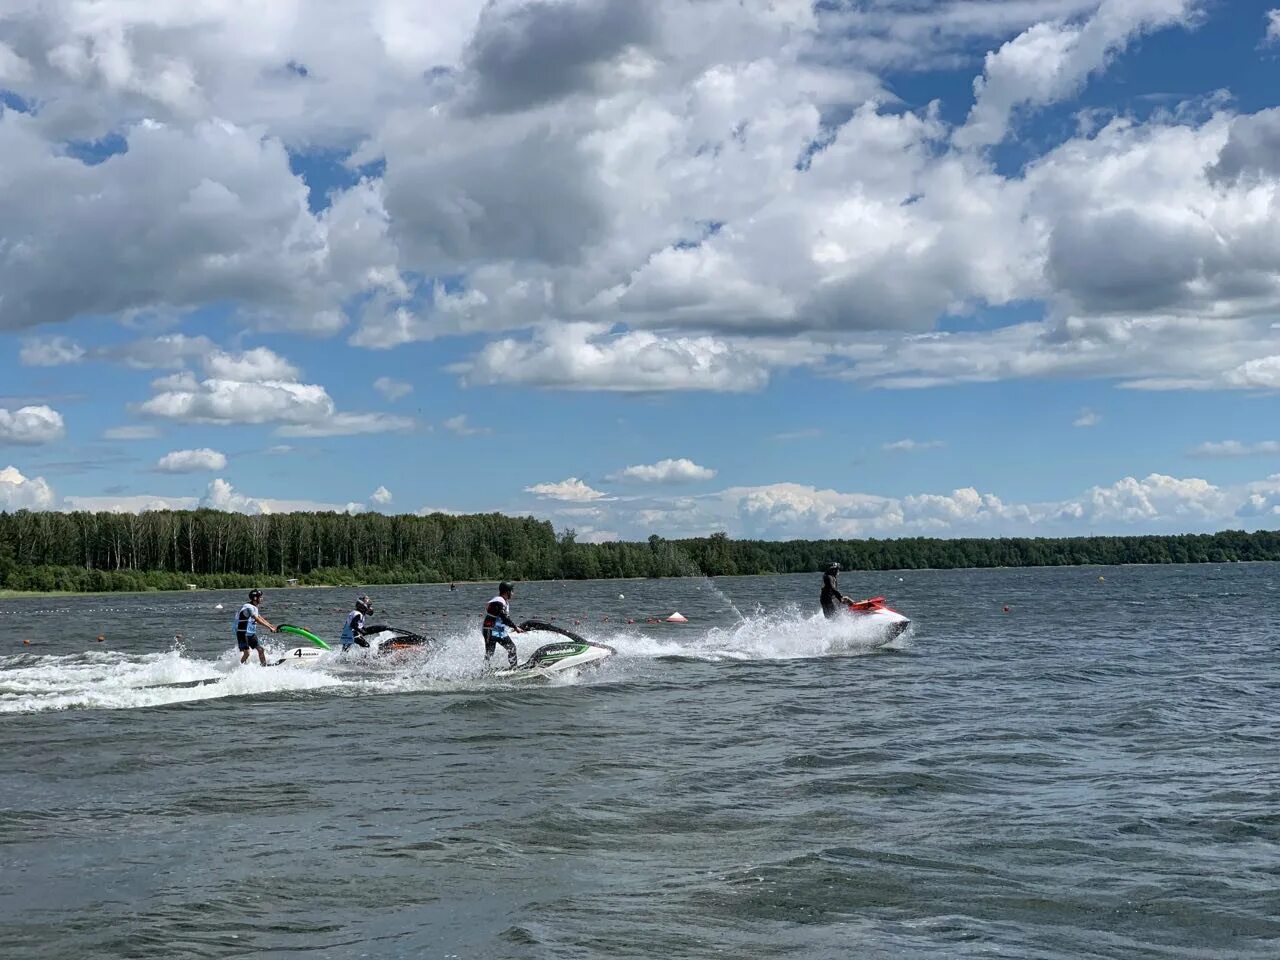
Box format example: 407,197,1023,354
0,605,911,714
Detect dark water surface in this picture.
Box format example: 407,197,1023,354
2,565,1278,958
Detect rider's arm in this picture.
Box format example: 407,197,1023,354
254,613,277,632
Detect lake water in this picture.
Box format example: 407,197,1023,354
1,565,1277,958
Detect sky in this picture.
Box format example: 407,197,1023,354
3,0,1280,543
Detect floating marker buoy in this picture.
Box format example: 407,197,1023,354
22,639,30,645
626,618,635,624
618,594,625,600
1098,576,1105,582
1003,606,1010,613
215,604,224,611
665,612,688,623
96,635,105,642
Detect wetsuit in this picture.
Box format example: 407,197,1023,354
820,572,844,620
482,595,519,667
236,602,261,650
341,609,370,651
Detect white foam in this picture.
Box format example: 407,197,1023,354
0,606,913,714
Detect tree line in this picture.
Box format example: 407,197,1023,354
0,508,1276,593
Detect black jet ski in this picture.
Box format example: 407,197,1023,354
492,620,616,680
361,624,437,656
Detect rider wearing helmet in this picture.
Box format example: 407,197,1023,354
820,562,852,620
341,595,374,651
236,589,277,666
481,581,525,668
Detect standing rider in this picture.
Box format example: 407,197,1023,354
237,589,277,665
341,595,374,652
820,562,852,620
482,581,525,668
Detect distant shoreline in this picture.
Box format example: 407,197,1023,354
0,560,1270,599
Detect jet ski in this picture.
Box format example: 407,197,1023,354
492,620,616,680
842,597,911,644
274,624,435,665
360,624,436,656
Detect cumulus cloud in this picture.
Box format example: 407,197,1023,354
156,448,227,473
204,347,299,382
456,324,774,392
373,377,413,401
1190,440,1280,458
371,485,392,505
135,344,413,436
20,336,84,366
1073,409,1101,427
956,0,1198,148
610,458,716,483
1267,10,1280,45
525,477,609,501
0,465,56,509
2,0,1280,409
0,405,65,445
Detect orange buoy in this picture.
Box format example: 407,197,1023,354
21,639,30,645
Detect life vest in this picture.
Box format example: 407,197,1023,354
341,610,365,645
236,602,258,638
483,595,510,638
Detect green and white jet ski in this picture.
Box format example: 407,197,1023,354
492,620,616,680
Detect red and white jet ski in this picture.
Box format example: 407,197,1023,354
843,597,911,644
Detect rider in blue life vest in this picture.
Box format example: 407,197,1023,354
341,595,374,652
236,589,278,666
482,581,525,667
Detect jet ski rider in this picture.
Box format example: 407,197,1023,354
820,562,853,620
341,595,374,652
236,589,278,666
482,581,526,668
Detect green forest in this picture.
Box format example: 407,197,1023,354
0,508,1276,593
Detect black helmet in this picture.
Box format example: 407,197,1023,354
249,589,263,602
825,562,840,574
356,595,373,615
498,581,514,595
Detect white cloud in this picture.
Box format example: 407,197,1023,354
1073,409,1101,427
156,448,227,473
1266,10,1280,45
103,425,161,441
204,347,299,382
1190,440,1280,458
456,324,774,393
442,414,490,436
200,478,263,514
956,0,1198,148
63,493,196,513
0,0,1277,407
610,458,717,483
0,466,56,509
373,377,413,401
0,405,65,445
141,378,335,425
883,439,944,452
525,477,609,501
20,336,84,366
371,485,392,505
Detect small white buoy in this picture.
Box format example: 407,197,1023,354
618,594,625,600
214,603,224,610
665,611,688,623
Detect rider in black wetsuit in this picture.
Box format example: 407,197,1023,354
820,562,852,620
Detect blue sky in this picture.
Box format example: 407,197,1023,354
3,0,1280,541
